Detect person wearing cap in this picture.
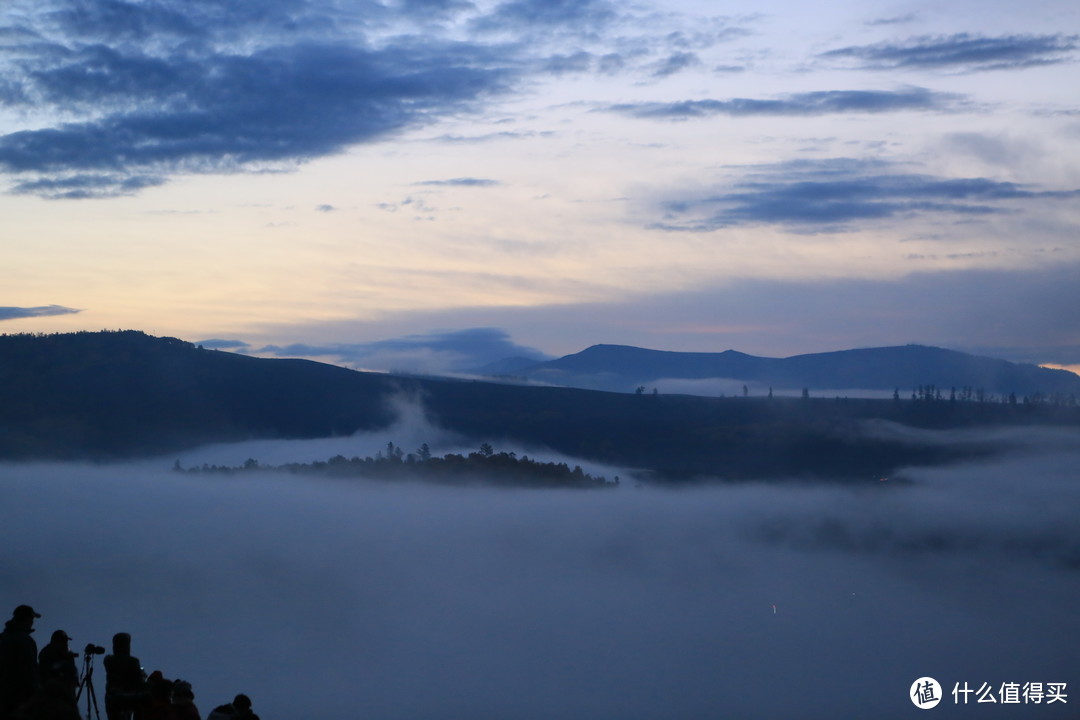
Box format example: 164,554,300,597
0,605,42,719
37,630,78,695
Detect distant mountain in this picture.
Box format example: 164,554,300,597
2,331,1078,479
499,344,1080,397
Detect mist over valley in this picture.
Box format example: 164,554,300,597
3,424,1078,719
2,331,1078,718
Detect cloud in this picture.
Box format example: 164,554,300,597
939,132,1047,171
413,177,501,187
374,195,437,218
2,427,1079,718
257,327,551,374
396,0,476,20
541,50,595,75
471,0,618,34
649,51,700,78
651,157,1080,232
664,26,752,50
9,173,166,200
0,305,82,321
864,14,919,27
1,0,704,198
0,2,515,197
267,259,1080,369
431,130,556,143
604,87,961,119
819,33,1078,72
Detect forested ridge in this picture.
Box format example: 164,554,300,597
2,330,1078,480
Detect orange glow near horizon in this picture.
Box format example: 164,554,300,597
1040,364,1080,378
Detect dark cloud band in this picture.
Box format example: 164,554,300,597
604,87,960,119
819,33,1078,72
0,1,519,198
256,327,550,374
470,0,617,34
652,158,1079,232
0,40,510,198
0,305,82,321
413,177,501,187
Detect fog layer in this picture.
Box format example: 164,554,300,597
2,429,1078,719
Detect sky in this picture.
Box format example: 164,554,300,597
2,424,1079,719
1,0,1079,374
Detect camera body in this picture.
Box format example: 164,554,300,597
84,644,106,656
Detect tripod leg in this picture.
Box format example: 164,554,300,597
77,658,89,703
86,680,101,720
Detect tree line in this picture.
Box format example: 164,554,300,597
175,442,617,489
900,384,1078,407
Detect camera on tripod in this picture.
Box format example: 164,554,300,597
77,643,107,720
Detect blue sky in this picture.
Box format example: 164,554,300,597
1,0,1078,373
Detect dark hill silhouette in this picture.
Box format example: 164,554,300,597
2,331,1078,480
506,343,1080,396
470,355,545,377
0,330,399,458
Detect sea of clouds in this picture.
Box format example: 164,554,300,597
2,424,1078,719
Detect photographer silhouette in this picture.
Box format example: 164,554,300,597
0,605,42,719
103,634,145,720
38,630,78,695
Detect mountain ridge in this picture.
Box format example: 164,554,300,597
496,343,1080,396
2,330,1078,479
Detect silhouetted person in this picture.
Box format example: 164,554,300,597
0,605,42,720
206,694,259,720
36,632,76,698
9,677,81,720
103,633,144,720
139,671,173,720
168,680,200,720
